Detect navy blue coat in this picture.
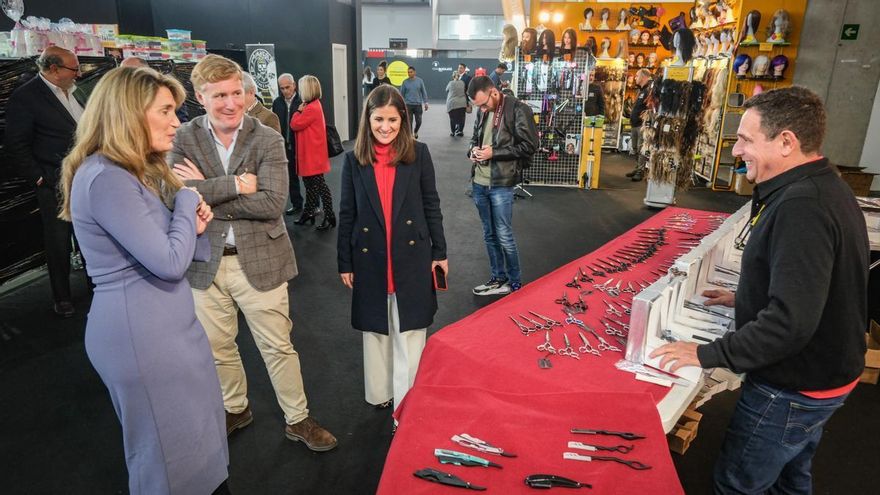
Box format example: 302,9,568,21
337,142,446,333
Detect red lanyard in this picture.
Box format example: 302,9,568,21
491,93,506,129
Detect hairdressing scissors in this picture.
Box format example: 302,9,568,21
529,311,563,329
519,314,547,331
537,331,556,354
577,331,601,356
509,315,536,336
557,334,580,359
602,299,623,317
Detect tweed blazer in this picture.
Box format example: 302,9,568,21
168,115,297,291
247,101,281,134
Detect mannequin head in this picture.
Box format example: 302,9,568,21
635,53,646,67
640,30,650,44
601,37,611,51
521,28,537,55
652,32,661,45
629,30,640,44
584,8,593,21
600,8,610,21
675,28,696,64
733,54,751,76
562,28,577,51
740,10,761,43
628,53,636,65
648,52,658,67
689,7,698,24
500,24,518,61
585,36,598,56
537,29,556,59
767,9,792,42
752,55,770,77
770,55,789,78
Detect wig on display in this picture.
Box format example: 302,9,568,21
770,55,789,78
521,28,538,55
561,28,578,57
676,28,696,65
500,24,518,62
584,36,598,56
739,10,761,44
766,9,792,43
536,29,556,61
733,54,751,77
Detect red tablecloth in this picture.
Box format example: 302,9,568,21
381,207,724,493
409,207,725,404
380,386,684,494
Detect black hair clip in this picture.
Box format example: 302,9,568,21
525,474,592,489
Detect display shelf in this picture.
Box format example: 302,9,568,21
738,42,791,47
627,44,661,49
734,75,786,81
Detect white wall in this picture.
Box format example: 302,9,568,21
859,78,880,190
361,0,505,54
361,4,434,49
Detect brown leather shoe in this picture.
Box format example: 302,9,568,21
225,406,253,436
284,417,338,451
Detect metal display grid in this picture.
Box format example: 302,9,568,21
511,48,594,187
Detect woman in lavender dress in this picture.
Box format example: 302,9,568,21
59,67,228,494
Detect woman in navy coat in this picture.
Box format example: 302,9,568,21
337,85,447,413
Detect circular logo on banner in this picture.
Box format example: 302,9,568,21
387,60,410,86
247,48,275,93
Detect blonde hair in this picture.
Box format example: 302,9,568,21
299,75,322,103
59,67,186,220
190,54,242,93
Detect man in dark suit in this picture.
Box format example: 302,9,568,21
5,46,84,317
271,73,304,215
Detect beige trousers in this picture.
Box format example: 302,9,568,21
193,255,309,424
362,294,427,411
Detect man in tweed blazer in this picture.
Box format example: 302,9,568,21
170,55,337,451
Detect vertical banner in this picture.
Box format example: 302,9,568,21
245,44,278,106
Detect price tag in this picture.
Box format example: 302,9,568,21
759,43,773,52
665,66,692,81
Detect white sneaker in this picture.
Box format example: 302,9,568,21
473,278,511,296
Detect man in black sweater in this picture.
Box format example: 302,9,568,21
652,86,868,494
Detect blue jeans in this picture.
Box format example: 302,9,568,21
714,377,849,494
472,183,521,285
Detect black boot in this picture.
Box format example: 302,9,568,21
294,214,316,225
631,170,644,181
316,216,336,231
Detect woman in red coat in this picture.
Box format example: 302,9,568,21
290,75,335,230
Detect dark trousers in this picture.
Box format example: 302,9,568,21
448,108,466,134
302,174,335,221
36,185,73,302
406,104,424,134
286,149,304,209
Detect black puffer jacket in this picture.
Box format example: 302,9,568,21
468,95,538,187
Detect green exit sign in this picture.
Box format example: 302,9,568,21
841,24,859,40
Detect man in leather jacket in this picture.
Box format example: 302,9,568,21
466,76,538,296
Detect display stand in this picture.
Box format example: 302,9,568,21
644,65,694,208
595,58,626,149
511,47,595,187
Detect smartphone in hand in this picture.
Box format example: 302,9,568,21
433,264,448,291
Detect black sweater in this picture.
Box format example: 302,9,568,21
697,158,869,391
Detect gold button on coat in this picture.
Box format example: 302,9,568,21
363,227,369,232
406,220,413,225
362,248,369,253
408,240,415,246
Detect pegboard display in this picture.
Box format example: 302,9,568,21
511,47,596,187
